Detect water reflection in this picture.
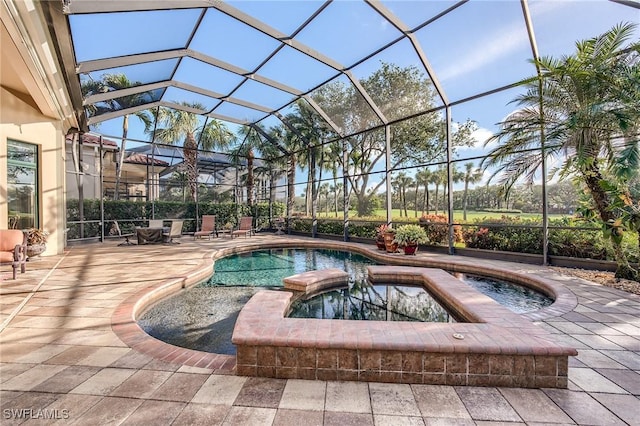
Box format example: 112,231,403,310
289,283,454,322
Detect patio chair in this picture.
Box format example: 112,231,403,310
148,219,164,228
231,216,254,239
0,229,27,279
110,220,135,246
194,215,217,240
163,220,183,244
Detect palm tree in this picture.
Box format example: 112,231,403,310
81,74,153,199
319,183,331,214
432,167,447,215
253,138,287,221
391,173,413,218
415,169,433,215
269,122,303,218
286,101,333,216
231,125,268,207
331,182,343,217
482,22,640,280
462,162,483,221
150,102,235,201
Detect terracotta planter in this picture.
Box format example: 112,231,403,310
383,232,398,253
27,243,46,259
403,244,418,255
375,236,386,250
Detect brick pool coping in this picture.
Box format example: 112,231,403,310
111,239,579,382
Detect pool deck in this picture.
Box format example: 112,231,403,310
1,234,639,425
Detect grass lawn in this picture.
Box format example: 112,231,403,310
315,209,568,223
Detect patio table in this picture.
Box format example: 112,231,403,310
136,227,165,244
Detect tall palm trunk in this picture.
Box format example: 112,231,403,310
183,132,198,201
402,185,408,217
414,181,420,217
287,155,296,217
246,148,255,206
305,161,313,216
269,170,276,206
422,184,429,215
463,179,470,221
114,114,129,200
333,174,339,218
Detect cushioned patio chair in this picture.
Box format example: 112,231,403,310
194,215,217,240
110,220,135,246
0,229,27,279
231,216,254,239
163,220,183,244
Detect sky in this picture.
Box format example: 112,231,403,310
68,0,640,193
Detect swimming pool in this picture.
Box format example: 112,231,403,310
138,248,552,354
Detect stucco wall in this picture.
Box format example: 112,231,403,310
1,86,66,256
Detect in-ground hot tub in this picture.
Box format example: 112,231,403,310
232,265,576,387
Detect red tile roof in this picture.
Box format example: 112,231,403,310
65,133,118,148
124,153,169,166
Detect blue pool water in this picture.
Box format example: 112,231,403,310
201,248,375,287
138,248,552,354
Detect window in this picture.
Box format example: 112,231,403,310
7,140,39,229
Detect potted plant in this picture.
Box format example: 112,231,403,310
375,224,388,250
24,228,49,259
383,227,398,253
393,224,428,255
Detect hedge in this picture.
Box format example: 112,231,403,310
67,199,284,239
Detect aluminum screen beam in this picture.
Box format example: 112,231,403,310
64,0,211,14
365,0,450,106
77,49,302,97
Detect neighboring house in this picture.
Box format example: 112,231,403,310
65,134,169,201
65,133,117,200
109,153,169,201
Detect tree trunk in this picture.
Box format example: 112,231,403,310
402,186,408,217
414,181,419,217
334,176,339,218
287,155,296,219
114,114,130,200
183,132,198,201
463,180,469,221
422,184,429,215
356,194,369,217
305,168,313,216
246,149,254,206
583,166,638,280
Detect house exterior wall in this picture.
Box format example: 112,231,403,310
1,86,67,256
1,1,77,257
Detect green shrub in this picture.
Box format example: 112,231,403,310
460,216,640,261
419,214,463,245
349,222,379,238
290,218,312,232
462,216,543,254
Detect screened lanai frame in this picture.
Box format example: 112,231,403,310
44,0,639,261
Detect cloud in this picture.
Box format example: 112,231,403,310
457,127,496,151
438,21,529,83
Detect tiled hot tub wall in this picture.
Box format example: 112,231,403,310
233,266,576,388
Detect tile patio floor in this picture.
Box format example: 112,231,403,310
1,234,639,425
